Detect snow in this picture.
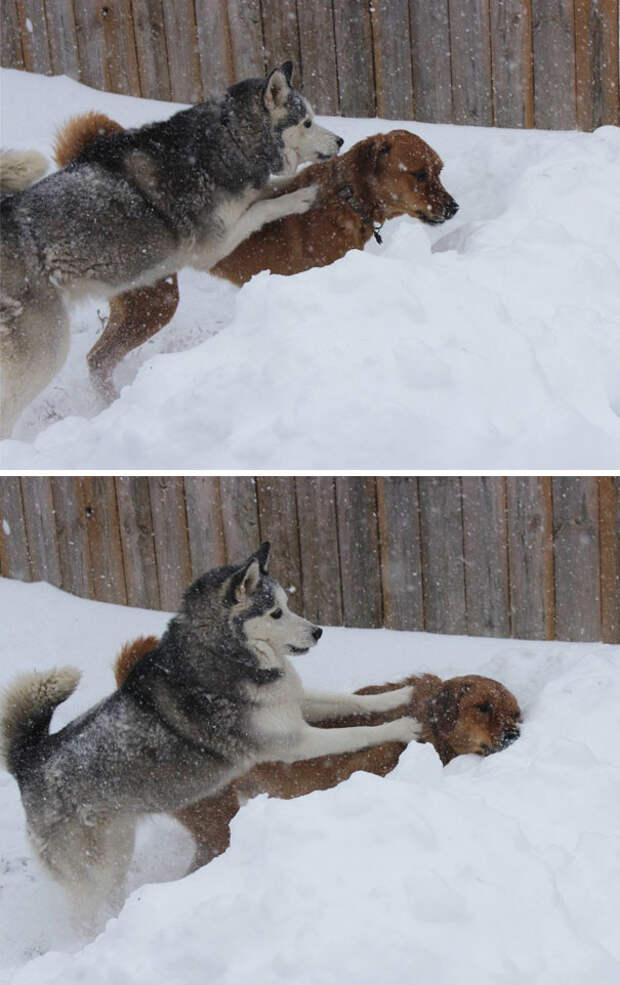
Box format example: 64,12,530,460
1,68,620,467
1,578,620,984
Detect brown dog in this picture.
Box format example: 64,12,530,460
115,636,520,869
53,114,458,400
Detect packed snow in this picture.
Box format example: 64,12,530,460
1,578,619,984
1,69,619,467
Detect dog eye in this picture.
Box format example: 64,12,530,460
411,169,427,181
304,120,312,129
476,702,492,714
271,608,283,619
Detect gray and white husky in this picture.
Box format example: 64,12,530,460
0,542,419,929
0,62,343,437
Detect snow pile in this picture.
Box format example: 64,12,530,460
1,579,619,984
1,69,620,467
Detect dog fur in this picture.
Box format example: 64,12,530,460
0,63,343,435
115,636,521,869
0,543,419,927
52,117,458,401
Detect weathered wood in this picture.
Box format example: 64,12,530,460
115,476,160,609
461,477,510,636
296,0,339,114
335,477,382,628
552,477,601,641
260,0,301,78
99,0,141,95
448,0,493,125
80,477,127,604
50,476,91,598
194,0,233,96
130,0,171,100
219,476,260,564
227,0,264,80
256,477,302,612
295,477,343,626
1,0,24,69
506,476,554,640
408,0,452,123
43,0,80,78
73,0,107,90
332,0,375,117
370,0,414,120
20,476,61,587
598,477,620,643
376,477,423,631
531,0,577,129
0,478,30,581
489,0,534,128
418,477,467,635
148,476,191,611
160,0,202,102
183,477,227,578
574,0,620,130
16,0,52,74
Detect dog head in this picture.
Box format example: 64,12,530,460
261,62,343,173
426,675,521,763
356,129,459,225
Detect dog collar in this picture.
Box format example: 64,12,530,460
336,182,384,244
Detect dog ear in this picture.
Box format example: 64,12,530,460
279,61,294,85
355,135,393,177
431,679,471,730
264,66,291,111
252,541,271,574
231,558,261,601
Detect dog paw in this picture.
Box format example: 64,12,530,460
391,716,423,744
285,184,318,214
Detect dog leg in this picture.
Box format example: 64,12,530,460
278,716,421,764
175,784,240,872
301,685,413,722
87,275,180,403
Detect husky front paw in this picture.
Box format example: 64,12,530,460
388,716,423,744
280,184,318,216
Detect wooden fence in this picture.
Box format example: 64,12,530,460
1,476,619,642
1,1,619,130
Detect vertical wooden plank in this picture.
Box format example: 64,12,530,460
194,0,233,95
227,0,265,80
131,0,172,100
489,0,534,128
376,477,423,632
418,477,467,635
296,0,339,114
531,0,577,129
335,477,382,628
81,476,127,604
461,477,510,637
256,477,303,611
148,476,191,610
599,477,620,643
552,477,601,641
0,478,31,582
260,0,301,88
115,476,161,610
73,0,106,90
295,477,343,627
44,0,81,79
575,0,620,130
183,477,227,578
506,476,554,640
1,0,24,69
161,0,202,102
99,0,141,95
370,0,414,119
448,0,493,125
50,477,91,598
408,0,452,123
219,477,260,565
16,0,53,74
20,477,62,587
332,0,375,117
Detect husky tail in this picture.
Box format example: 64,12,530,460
114,636,159,687
0,149,48,195
53,111,123,168
0,667,81,776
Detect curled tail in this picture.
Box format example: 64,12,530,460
114,635,159,687
0,149,48,195
53,111,123,168
0,667,81,776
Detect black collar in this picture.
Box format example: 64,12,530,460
337,182,384,244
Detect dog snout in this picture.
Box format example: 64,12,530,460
312,626,323,641
444,199,459,219
499,726,520,749
336,136,344,149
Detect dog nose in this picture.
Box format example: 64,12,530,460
336,136,344,148
444,200,459,218
501,727,520,747
312,626,323,641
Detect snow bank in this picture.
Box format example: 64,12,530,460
1,579,619,984
1,69,619,467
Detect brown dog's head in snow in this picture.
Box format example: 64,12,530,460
354,129,459,226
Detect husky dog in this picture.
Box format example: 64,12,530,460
0,62,343,437
0,543,419,929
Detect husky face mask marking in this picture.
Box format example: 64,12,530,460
264,62,343,174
